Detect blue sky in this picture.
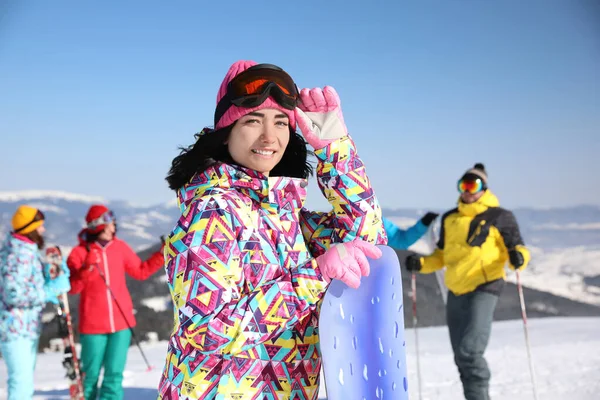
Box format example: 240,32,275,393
1,0,598,211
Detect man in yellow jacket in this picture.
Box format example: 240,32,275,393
405,163,530,400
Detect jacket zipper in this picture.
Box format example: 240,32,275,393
468,221,489,284
101,247,116,333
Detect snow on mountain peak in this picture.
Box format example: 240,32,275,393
0,190,106,204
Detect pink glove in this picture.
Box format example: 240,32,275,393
294,86,349,150
317,240,383,289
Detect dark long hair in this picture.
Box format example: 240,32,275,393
166,125,314,191
25,230,45,250
83,225,118,244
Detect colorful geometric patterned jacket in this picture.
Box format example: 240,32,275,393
158,136,386,400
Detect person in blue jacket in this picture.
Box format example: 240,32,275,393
0,205,71,400
383,212,439,249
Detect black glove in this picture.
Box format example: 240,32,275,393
509,249,525,269
420,212,439,227
405,254,422,272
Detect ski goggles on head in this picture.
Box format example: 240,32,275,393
87,210,116,230
15,209,45,233
458,178,486,194
214,63,299,126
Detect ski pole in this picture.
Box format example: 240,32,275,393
95,268,154,372
516,270,538,400
411,272,423,399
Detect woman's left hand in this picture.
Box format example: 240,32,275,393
294,86,348,150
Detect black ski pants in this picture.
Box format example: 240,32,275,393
447,290,499,400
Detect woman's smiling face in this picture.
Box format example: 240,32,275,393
227,108,291,175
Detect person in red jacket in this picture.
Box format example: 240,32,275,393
67,204,164,400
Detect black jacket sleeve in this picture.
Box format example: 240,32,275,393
495,209,525,250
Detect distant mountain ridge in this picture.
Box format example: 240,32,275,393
0,190,176,251
1,190,599,307
3,190,599,250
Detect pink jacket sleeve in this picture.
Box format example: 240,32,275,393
122,241,165,281
66,247,88,295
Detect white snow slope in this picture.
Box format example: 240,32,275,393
0,317,598,399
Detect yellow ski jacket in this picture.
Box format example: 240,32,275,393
419,190,530,295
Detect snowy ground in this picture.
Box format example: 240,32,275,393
141,295,172,312
405,317,600,400
1,317,598,399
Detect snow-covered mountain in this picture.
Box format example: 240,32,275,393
0,190,179,252
1,190,599,306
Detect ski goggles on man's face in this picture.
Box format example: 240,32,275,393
87,211,116,230
214,64,299,126
458,178,485,194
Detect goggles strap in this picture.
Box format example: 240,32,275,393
87,211,114,230
14,210,45,233
214,91,235,127
214,82,289,127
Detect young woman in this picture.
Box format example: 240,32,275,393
158,60,387,399
66,204,165,400
0,205,70,400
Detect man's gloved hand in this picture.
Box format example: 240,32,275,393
405,254,422,272
509,249,525,270
420,212,439,227
159,235,167,252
